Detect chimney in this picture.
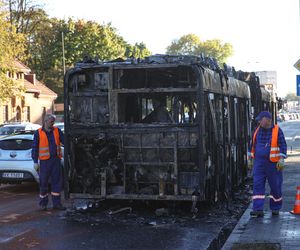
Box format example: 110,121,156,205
25,73,36,85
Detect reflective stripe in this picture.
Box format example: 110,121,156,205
252,195,265,200
51,192,60,196
39,152,50,156
295,201,300,205
270,154,280,158
39,193,48,198
271,147,280,151
270,125,280,162
269,195,282,202
39,147,49,150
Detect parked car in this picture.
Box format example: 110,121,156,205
0,122,41,138
0,131,64,185
54,122,64,132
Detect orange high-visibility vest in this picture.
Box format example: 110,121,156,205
38,127,62,160
250,125,280,162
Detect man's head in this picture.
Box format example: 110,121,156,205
152,97,165,110
255,111,272,128
44,113,56,130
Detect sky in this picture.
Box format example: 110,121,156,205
43,0,300,98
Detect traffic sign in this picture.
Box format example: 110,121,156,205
294,59,300,71
297,75,300,96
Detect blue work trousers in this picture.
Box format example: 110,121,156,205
39,157,63,207
252,142,283,211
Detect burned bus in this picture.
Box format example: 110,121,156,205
63,55,275,203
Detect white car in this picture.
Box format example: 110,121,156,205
0,132,64,185
54,122,64,132
0,122,41,138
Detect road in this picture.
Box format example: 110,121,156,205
0,182,249,250
0,183,251,249
279,120,300,152
2,120,297,250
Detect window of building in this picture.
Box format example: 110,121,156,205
26,106,30,121
3,105,9,122
16,106,21,121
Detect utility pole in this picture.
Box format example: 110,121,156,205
62,32,66,75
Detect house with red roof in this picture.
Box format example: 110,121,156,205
0,61,57,125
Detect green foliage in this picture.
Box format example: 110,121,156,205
125,42,151,58
25,17,152,102
0,3,26,102
62,19,127,63
196,39,233,63
27,19,123,100
4,1,152,102
167,34,201,55
166,33,233,63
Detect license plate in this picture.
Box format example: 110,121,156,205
2,172,24,178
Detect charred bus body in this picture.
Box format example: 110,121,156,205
63,55,276,202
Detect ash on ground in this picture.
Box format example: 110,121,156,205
62,180,252,234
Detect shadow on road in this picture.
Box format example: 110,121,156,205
0,183,39,193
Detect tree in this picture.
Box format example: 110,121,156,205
196,39,233,63
27,18,152,102
5,1,152,102
166,33,233,63
62,20,128,63
0,3,26,102
125,42,151,58
166,34,201,55
5,0,46,34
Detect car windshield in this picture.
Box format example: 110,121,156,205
0,139,33,150
56,124,64,129
0,126,26,135
55,123,64,132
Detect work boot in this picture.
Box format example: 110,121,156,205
39,195,48,208
40,205,47,211
272,210,279,216
250,210,264,217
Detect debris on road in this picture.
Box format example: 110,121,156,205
108,207,132,215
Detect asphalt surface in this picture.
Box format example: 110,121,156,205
0,182,249,250
278,120,300,151
1,120,297,250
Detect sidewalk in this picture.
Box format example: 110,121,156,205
222,154,300,250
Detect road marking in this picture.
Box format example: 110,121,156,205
0,213,20,223
0,229,31,243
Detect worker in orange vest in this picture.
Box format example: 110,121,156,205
32,114,65,211
248,111,287,217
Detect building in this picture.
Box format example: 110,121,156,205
0,61,57,125
255,71,277,93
